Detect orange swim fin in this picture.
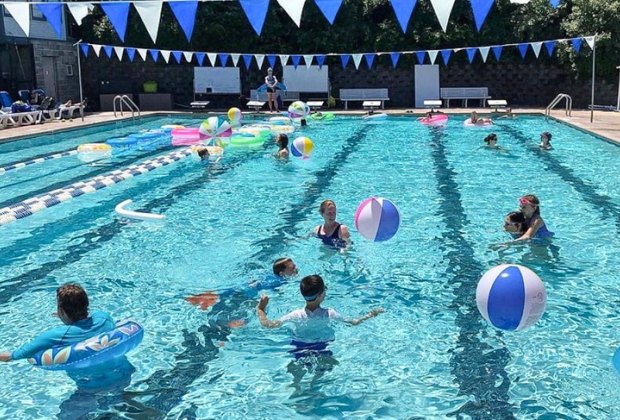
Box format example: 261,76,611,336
185,292,219,310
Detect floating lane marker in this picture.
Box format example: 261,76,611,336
0,149,192,226
0,150,79,175
115,199,166,221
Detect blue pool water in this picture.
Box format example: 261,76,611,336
0,114,619,418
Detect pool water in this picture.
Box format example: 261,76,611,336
0,114,619,418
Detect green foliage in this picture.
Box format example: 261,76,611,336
78,0,619,79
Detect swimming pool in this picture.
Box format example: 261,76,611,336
0,114,619,418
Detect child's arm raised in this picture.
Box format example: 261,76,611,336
343,307,384,326
256,295,283,328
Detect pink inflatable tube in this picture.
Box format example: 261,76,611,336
171,128,205,146
419,114,448,126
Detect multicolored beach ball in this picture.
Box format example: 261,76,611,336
476,264,547,331
354,197,401,242
288,101,310,120
291,136,314,159
199,116,232,140
228,107,243,126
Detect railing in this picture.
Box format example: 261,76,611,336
545,93,572,119
113,95,140,118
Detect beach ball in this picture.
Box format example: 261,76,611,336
354,197,401,242
288,101,310,120
228,107,243,126
291,136,314,159
199,116,232,140
476,264,546,331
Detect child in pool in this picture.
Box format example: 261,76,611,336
515,194,554,240
503,211,527,239
539,132,553,150
275,133,290,159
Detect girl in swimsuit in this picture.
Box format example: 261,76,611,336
313,200,350,248
265,68,279,113
515,194,554,240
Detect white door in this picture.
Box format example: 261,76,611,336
414,65,440,108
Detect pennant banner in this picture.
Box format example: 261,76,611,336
390,0,417,33
390,52,400,68
364,53,375,69
36,4,64,38
316,55,326,69
100,2,130,42
471,0,495,32
267,55,277,69
429,0,455,32
134,1,163,44
169,1,198,42
67,3,93,26
315,0,343,25
277,0,306,27
240,0,270,36
4,3,31,37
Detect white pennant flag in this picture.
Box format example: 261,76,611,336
137,48,148,61
207,53,218,66
231,53,240,66
585,36,595,49
183,52,193,63
133,1,162,44
279,55,290,66
429,0,455,32
479,47,490,63
114,46,125,61
4,3,31,37
255,54,265,69
67,3,93,26
352,54,363,70
428,50,439,64
276,0,305,27
92,44,102,57
160,50,171,64
531,42,542,58
303,55,314,68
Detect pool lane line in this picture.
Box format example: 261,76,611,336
0,148,193,225
501,124,620,231
0,148,79,175
428,129,515,419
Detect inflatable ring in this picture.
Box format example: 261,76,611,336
107,137,139,148
363,113,388,120
115,199,165,221
238,127,271,139
171,128,203,146
419,114,448,126
269,125,295,135
464,118,493,127
28,320,143,371
229,135,265,148
78,143,112,153
308,112,335,121
161,124,185,131
269,116,292,125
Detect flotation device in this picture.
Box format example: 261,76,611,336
28,320,143,371
363,113,388,120
269,125,295,135
171,128,204,146
419,114,448,126
308,112,335,121
77,143,112,163
257,82,287,92
107,137,138,148
229,135,265,148
269,116,292,125
115,199,165,221
464,118,493,127
161,124,185,131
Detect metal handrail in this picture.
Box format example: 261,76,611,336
113,95,140,118
545,93,572,119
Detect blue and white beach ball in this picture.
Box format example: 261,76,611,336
476,264,546,331
288,101,310,120
291,136,314,159
354,197,401,241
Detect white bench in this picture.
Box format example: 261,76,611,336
440,87,490,108
487,99,508,112
246,101,266,112
424,100,443,112
190,101,210,109
340,88,389,110
250,90,301,103
307,101,324,110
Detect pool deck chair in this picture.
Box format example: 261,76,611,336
488,99,508,112
424,100,443,112
363,101,382,111
247,101,266,112
3,110,42,127
307,101,324,111
190,101,210,109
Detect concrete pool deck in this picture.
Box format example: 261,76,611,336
1,108,619,144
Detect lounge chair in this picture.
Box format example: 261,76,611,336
0,91,13,113
55,99,87,120
1,110,42,127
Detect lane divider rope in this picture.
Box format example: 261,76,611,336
0,150,78,175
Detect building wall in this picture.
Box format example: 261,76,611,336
31,39,80,102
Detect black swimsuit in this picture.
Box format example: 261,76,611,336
316,223,346,248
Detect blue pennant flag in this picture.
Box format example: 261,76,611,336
80,44,90,58
219,54,230,66
196,53,206,66
549,0,560,7
149,49,160,62
466,48,477,63
517,43,529,59
103,46,113,59
172,51,182,64
267,55,277,69
441,50,451,65
36,4,63,38
340,55,350,69
126,48,136,62
415,51,425,64
243,54,253,70
364,54,375,69
571,38,582,53
240,0,270,36
291,55,301,69
168,1,198,42
543,41,555,56
390,52,400,68
470,0,494,32
390,0,417,33
492,46,503,61
100,3,130,42
315,0,343,25
316,55,326,69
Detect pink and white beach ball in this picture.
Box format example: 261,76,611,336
354,197,401,241
199,116,232,140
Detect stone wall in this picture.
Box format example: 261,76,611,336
81,57,618,110
31,39,80,103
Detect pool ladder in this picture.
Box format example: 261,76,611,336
113,95,141,118
545,93,572,119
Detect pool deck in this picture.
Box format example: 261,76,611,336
1,108,618,144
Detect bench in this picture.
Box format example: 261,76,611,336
250,90,300,103
190,101,210,109
246,101,266,112
440,87,490,108
487,99,508,112
424,100,443,112
340,88,389,110
307,101,324,110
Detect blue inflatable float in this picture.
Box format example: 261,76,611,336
257,82,287,92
